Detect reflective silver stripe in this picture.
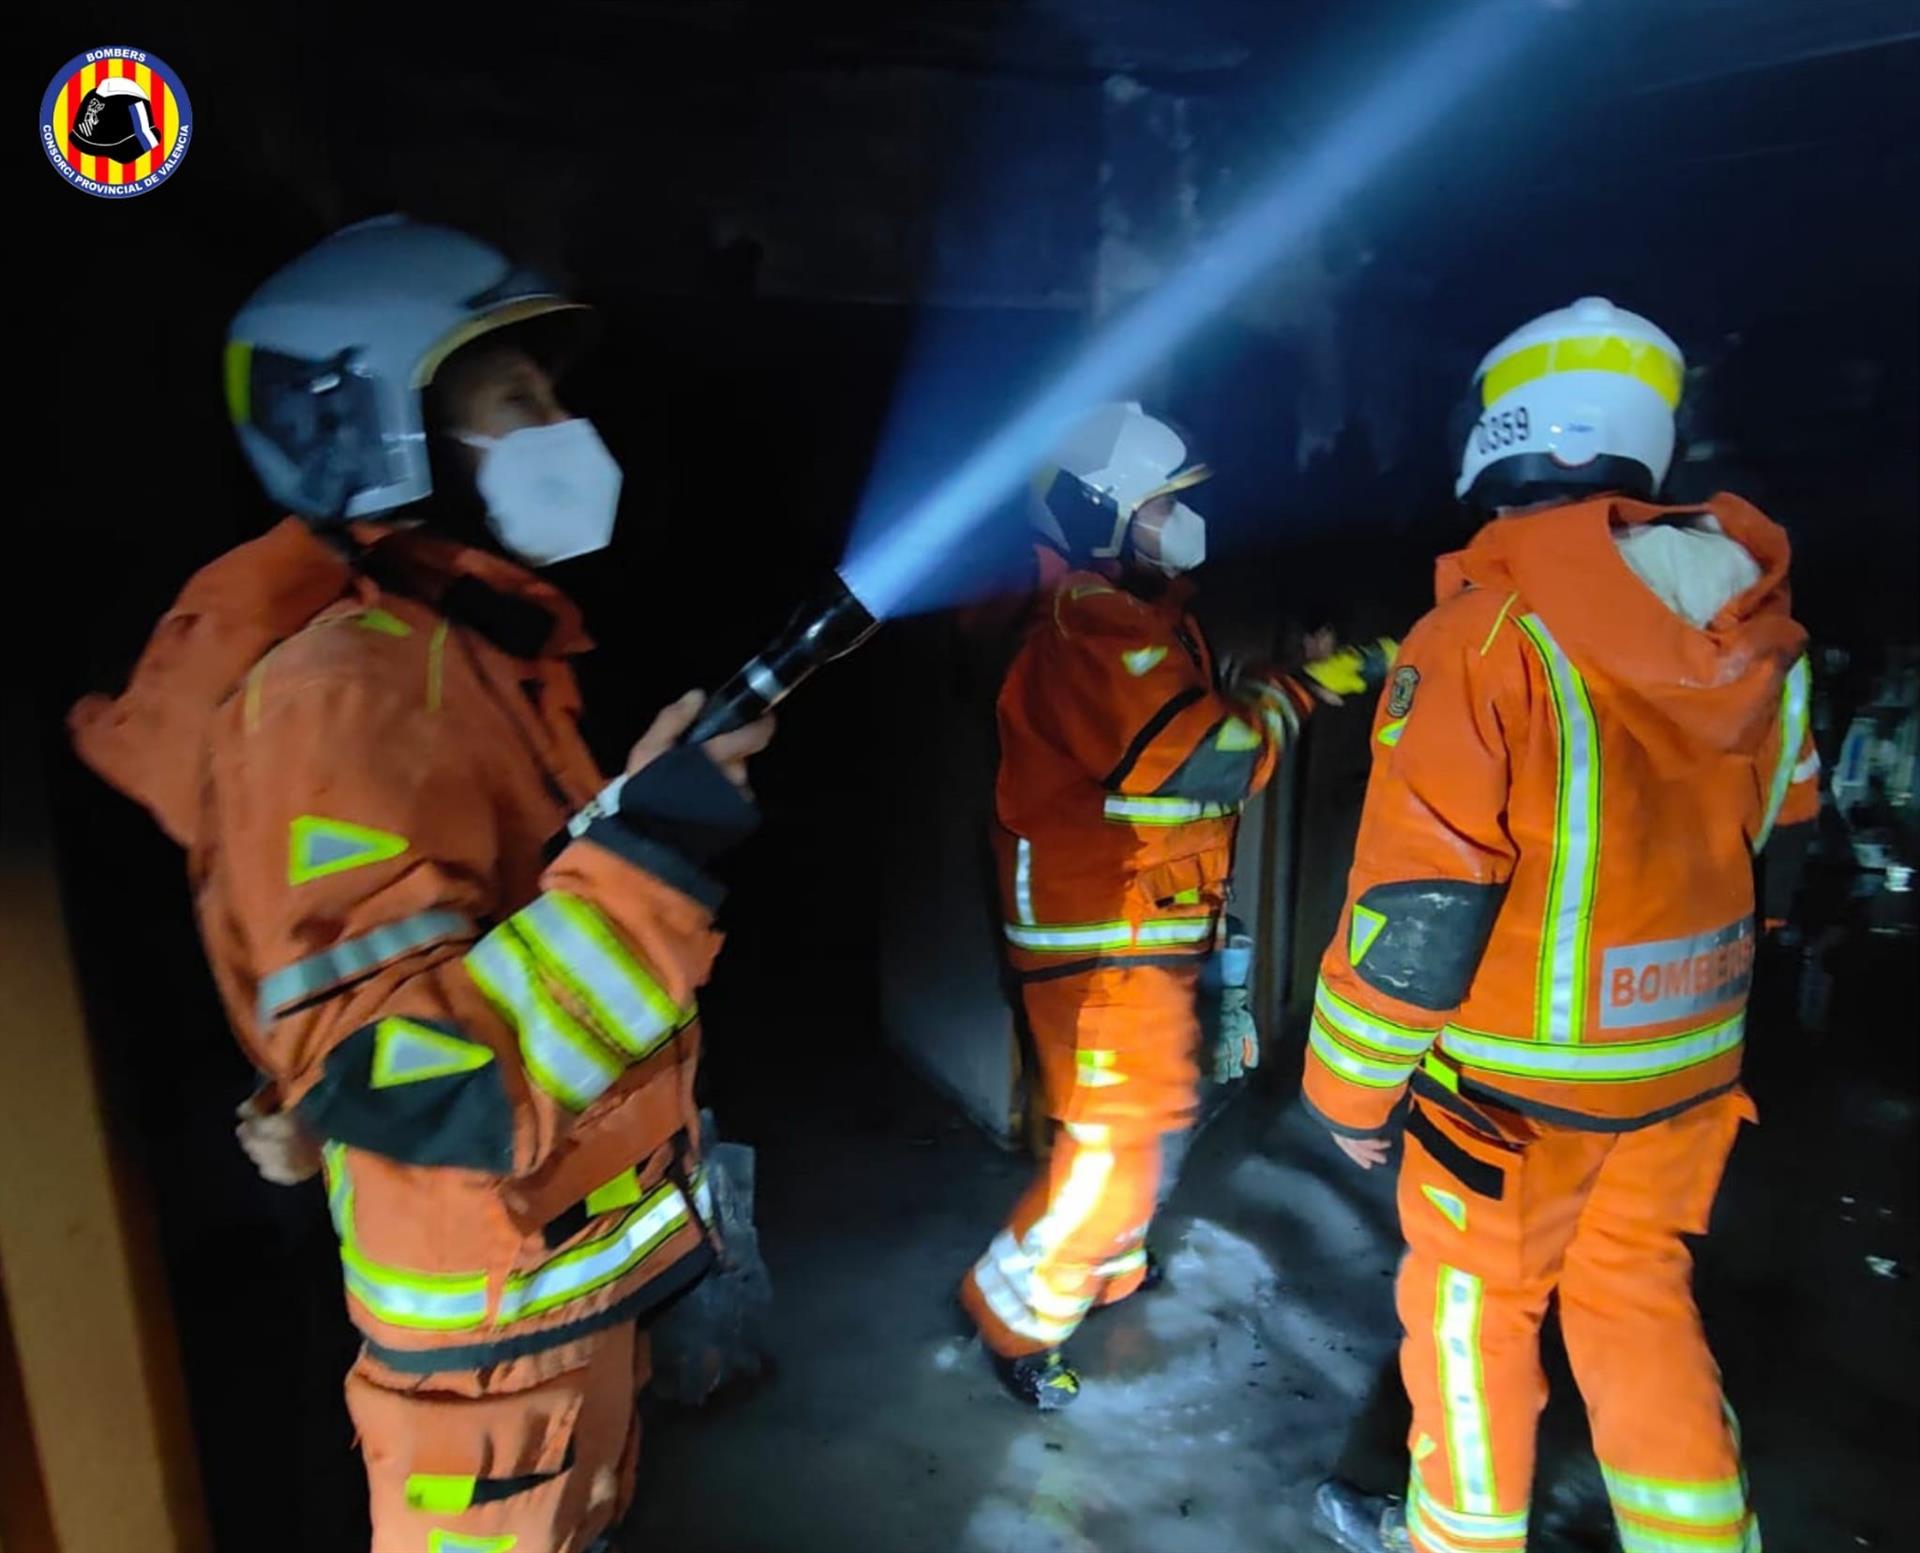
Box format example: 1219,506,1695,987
1517,615,1601,1044
1439,1013,1744,1081
1101,795,1238,825
256,909,473,1024
1004,920,1134,952
1095,1247,1149,1279
1408,1476,1530,1542
1014,838,1035,925
466,928,620,1111
1436,1266,1497,1514
1754,656,1811,853
1791,752,1820,783
1617,1522,1752,1553
1135,918,1213,947
497,1182,691,1324
1314,977,1436,1056
1309,1025,1417,1088
324,1144,491,1330
1003,917,1212,953
511,893,684,1060
1602,1467,1748,1527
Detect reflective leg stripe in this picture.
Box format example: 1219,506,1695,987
1615,1522,1755,1553
1435,1266,1497,1515
1004,917,1213,952
466,927,622,1111
1603,1467,1750,1526
1310,1024,1420,1088
1408,1474,1529,1546
323,1145,489,1329
986,1233,1096,1320
1438,1013,1744,1082
1095,1247,1149,1279
256,909,475,1024
1101,795,1239,825
1315,977,1437,1056
1014,837,1036,925
1516,614,1601,1044
969,1250,1082,1344
495,1180,692,1324
323,1144,694,1333
508,892,688,1060
1754,655,1811,853
1076,1048,1126,1088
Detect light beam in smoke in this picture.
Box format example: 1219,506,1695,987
839,0,1544,618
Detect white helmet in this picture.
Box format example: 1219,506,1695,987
224,215,593,520
1454,296,1685,508
1033,402,1212,573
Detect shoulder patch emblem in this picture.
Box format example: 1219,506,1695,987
1387,664,1421,718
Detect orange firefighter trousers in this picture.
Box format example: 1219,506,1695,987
347,1325,648,1553
1397,1089,1759,1553
962,962,1200,1358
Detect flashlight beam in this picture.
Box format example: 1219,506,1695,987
840,0,1543,618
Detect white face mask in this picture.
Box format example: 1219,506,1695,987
1130,499,1208,574
457,419,623,566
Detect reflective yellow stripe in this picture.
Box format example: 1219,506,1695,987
1314,978,1435,1056
1517,615,1601,1044
1438,1013,1744,1082
1615,1522,1753,1553
1435,1266,1497,1514
1408,1474,1529,1542
1310,1024,1418,1088
1482,333,1683,409
1602,1466,1749,1526
323,1145,490,1330
510,892,687,1060
1076,1048,1125,1088
1102,794,1237,825
428,1533,520,1553
1754,656,1810,853
465,927,621,1111
1004,917,1213,952
406,1474,477,1514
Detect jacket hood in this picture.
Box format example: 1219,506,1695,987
1436,493,1807,771
69,518,587,848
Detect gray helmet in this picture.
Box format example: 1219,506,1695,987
224,215,592,520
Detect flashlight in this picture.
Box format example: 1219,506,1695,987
685,572,882,743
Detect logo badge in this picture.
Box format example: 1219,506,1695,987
1387,664,1421,718
41,47,192,197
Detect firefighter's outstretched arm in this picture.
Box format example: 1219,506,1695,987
228,671,763,1179
1304,595,1521,1145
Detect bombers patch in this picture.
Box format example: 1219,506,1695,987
1387,664,1421,718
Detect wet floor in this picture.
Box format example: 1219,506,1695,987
630,945,1918,1552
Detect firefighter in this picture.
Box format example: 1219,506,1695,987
1306,297,1816,1553
959,401,1386,1407
71,216,773,1553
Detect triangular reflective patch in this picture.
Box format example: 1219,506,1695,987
371,1018,493,1089
1350,903,1388,965
1122,645,1168,677
289,815,409,885
1421,1184,1467,1232
1215,716,1263,752
1377,716,1407,747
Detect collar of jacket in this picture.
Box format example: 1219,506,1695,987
1032,542,1196,617
348,522,593,661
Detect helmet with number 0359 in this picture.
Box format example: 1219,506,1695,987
1453,296,1685,509
1030,402,1212,574
224,215,595,521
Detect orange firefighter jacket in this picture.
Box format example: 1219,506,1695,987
1305,494,1818,1136
995,546,1316,979
71,518,746,1372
